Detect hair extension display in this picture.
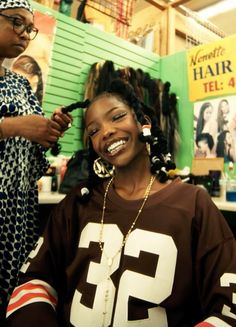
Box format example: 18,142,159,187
84,60,179,159
161,81,179,159
84,62,102,100
143,73,162,125
76,0,88,22
95,60,116,95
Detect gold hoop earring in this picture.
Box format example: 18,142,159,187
93,157,114,178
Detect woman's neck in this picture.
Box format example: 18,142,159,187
111,155,152,199
112,172,155,200
115,153,150,181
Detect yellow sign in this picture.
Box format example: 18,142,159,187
187,35,236,101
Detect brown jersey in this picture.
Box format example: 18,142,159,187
6,179,236,327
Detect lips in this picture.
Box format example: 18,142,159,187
13,43,26,51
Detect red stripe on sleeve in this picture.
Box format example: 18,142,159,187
8,290,57,312
7,282,57,316
195,323,214,327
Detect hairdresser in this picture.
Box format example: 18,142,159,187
0,0,72,321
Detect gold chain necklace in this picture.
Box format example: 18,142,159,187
99,174,156,266
98,174,156,327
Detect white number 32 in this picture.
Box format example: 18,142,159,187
70,223,177,327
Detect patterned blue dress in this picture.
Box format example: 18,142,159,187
0,69,49,311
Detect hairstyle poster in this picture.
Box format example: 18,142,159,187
187,35,236,102
3,11,56,105
194,95,236,162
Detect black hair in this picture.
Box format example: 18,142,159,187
80,78,176,202
216,130,230,157
196,102,212,137
217,99,229,133
196,132,214,150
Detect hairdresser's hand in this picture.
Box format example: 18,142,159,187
20,115,63,147
1,115,63,148
51,107,73,134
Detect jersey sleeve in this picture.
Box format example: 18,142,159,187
5,188,81,326
193,188,236,326
6,303,59,327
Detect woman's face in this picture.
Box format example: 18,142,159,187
203,106,213,121
197,140,209,154
85,95,146,168
0,8,33,59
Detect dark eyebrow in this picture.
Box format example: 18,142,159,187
10,14,25,19
11,14,33,24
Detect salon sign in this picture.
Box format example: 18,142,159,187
187,35,236,101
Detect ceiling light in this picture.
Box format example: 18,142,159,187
198,0,236,19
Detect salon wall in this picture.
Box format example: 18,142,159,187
160,51,193,169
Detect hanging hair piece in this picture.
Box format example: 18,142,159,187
84,63,102,100
95,61,116,95
162,81,171,116
76,0,88,22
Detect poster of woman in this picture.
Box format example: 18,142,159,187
194,95,236,162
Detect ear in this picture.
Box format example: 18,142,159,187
143,115,152,126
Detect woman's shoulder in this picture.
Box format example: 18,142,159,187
59,180,105,205
164,177,212,201
2,68,31,87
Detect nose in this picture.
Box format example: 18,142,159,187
20,28,30,40
101,123,115,140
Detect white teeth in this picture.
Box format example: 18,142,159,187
107,140,126,153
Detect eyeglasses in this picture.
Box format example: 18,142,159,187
0,13,38,40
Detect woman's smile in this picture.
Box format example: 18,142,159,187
106,138,127,156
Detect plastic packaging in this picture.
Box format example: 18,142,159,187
226,161,236,202
51,174,58,192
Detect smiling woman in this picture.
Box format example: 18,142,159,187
5,78,236,327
